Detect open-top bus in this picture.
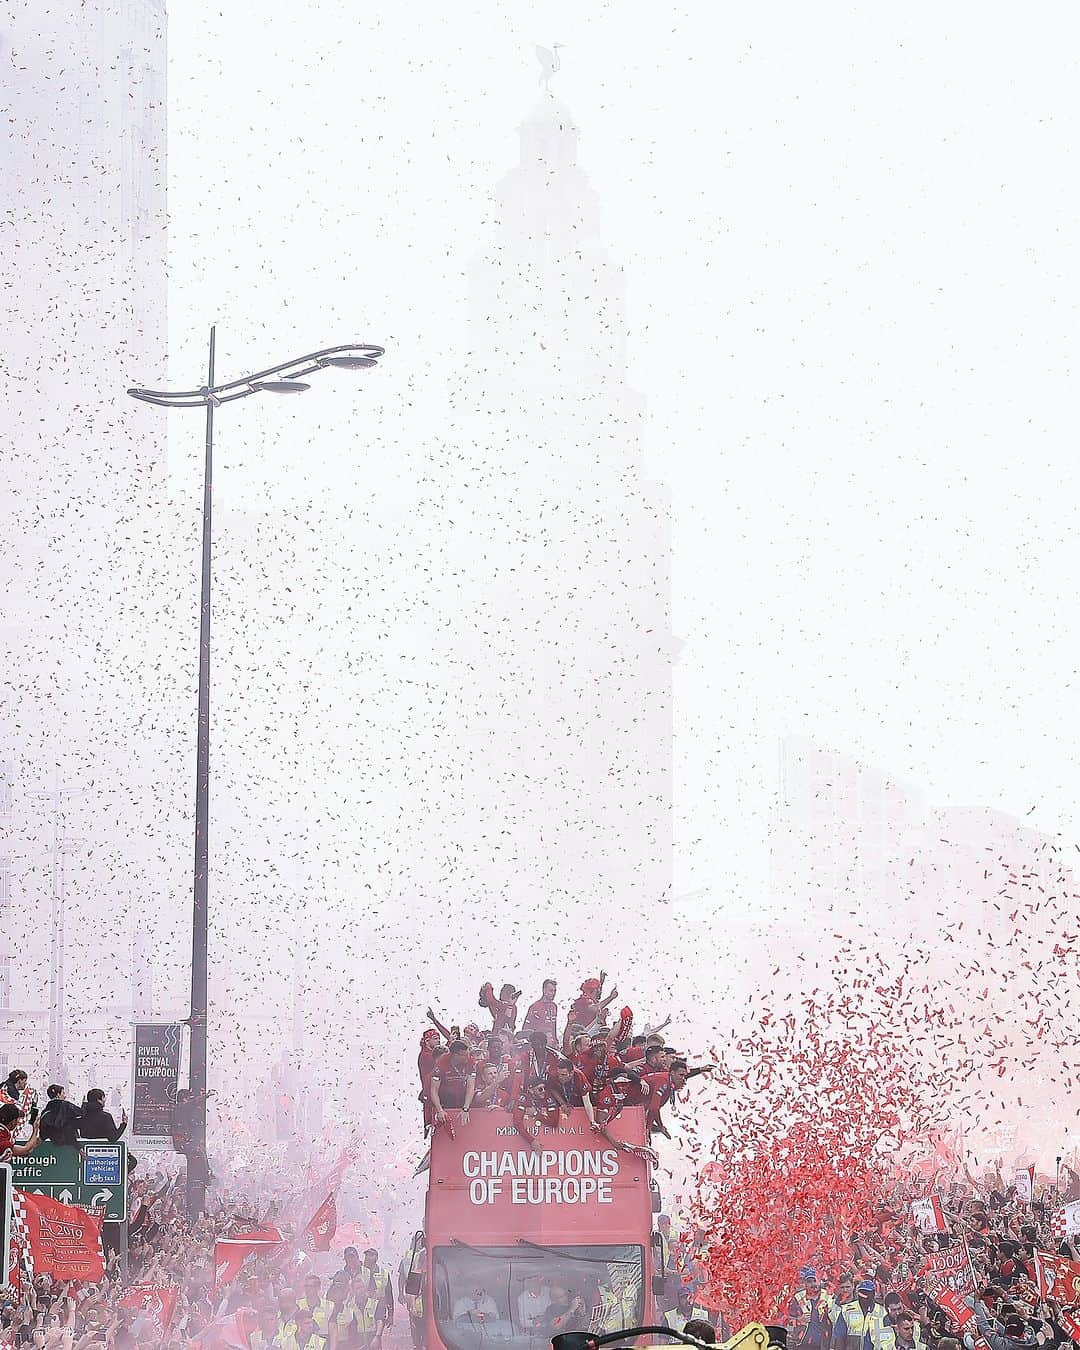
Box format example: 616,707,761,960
419,1105,661,1350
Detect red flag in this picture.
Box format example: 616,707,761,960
934,1290,975,1330
213,1229,285,1291
228,1225,283,1244
302,1195,337,1253
118,1285,179,1339
1058,1308,1080,1341
194,1307,258,1349
12,1191,104,1282
1034,1250,1080,1304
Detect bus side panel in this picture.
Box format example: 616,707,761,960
424,1108,654,1350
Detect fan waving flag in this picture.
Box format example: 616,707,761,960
1034,1250,1080,1304
118,1286,179,1340
11,1191,105,1283
934,1290,976,1330
302,1194,337,1253
194,1307,259,1349
213,1227,284,1291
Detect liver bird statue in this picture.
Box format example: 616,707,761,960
535,43,565,92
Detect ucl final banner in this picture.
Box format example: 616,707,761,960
131,1023,182,1148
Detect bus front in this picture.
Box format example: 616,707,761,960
425,1106,656,1350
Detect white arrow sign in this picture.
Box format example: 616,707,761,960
57,1190,73,1205
90,1191,111,1208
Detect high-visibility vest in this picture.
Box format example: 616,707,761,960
354,1268,391,1328
367,1267,391,1313
352,1292,375,1335
875,1327,923,1350
789,1289,833,1344
835,1301,888,1350
596,1282,638,1331
333,1299,359,1336
297,1298,333,1334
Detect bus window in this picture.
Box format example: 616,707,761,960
432,1243,644,1350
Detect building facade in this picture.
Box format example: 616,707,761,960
0,0,176,1084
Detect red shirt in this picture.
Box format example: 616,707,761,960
517,1080,565,1128
475,1084,511,1111
480,986,519,1034
617,1073,652,1107
508,1045,557,1105
574,1046,623,1083
571,1068,597,1104
521,997,559,1047
642,1071,676,1125
567,994,602,1031
0,1126,14,1162
431,1054,473,1109
418,1039,443,1096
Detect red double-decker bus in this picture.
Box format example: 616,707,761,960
420,1105,660,1350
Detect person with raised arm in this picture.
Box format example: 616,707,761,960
643,1057,716,1138
478,981,521,1036
566,973,620,1038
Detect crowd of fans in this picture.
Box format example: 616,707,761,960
773,1172,1080,1350
418,972,715,1151
0,1164,403,1350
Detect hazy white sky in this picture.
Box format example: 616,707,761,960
166,0,1080,919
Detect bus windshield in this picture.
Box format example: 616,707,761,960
432,1242,645,1350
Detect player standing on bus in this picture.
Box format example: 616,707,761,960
479,981,521,1035
521,978,560,1047
430,1041,476,1125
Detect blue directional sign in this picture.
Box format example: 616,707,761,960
82,1145,123,1188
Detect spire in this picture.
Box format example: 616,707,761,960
468,50,626,398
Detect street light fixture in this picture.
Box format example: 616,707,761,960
128,328,384,1217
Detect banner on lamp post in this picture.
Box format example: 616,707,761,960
131,1023,183,1148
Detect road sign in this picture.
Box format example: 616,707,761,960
10,1144,127,1221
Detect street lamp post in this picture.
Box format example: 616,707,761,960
128,330,384,1217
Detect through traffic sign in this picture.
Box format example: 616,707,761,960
10,1144,127,1221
